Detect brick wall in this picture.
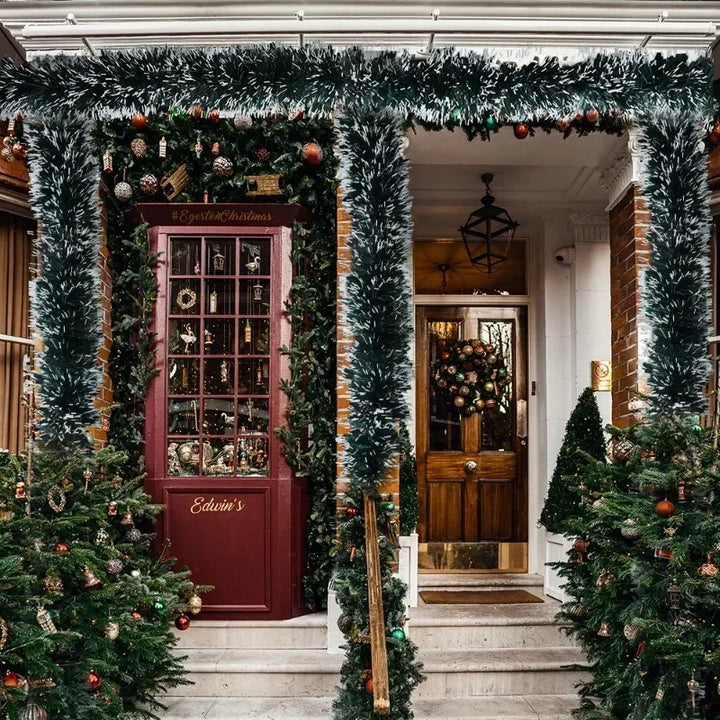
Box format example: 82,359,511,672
609,185,649,427
335,191,400,527
89,202,113,448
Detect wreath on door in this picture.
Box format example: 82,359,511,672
431,339,510,415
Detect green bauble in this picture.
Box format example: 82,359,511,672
450,108,462,123
485,116,498,131
154,600,166,616
391,627,406,641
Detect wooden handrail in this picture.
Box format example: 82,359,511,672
364,492,390,714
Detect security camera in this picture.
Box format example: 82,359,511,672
554,246,576,265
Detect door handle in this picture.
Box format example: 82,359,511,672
464,460,478,473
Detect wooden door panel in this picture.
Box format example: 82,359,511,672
427,480,463,541
425,452,516,480
479,481,514,540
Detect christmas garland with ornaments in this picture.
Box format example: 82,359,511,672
432,340,509,415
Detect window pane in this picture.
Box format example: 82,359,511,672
428,320,463,451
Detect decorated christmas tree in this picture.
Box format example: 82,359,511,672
540,387,606,535
555,417,720,719
0,445,204,720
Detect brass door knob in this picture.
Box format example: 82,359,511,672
464,460,478,473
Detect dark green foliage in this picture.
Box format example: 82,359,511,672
399,424,418,536
26,119,102,450
333,107,422,717
95,112,338,609
540,388,606,534
0,446,201,720
554,417,720,719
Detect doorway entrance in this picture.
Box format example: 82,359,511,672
416,305,528,572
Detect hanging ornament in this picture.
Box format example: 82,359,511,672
365,675,374,694
15,481,26,499
154,600,166,616
612,437,635,464
114,169,133,202
159,136,167,158
700,553,718,577
290,109,305,122
96,528,110,544
139,173,159,195
567,603,585,617
126,527,142,543
102,150,113,173
585,108,600,123
190,104,204,119
211,141,221,156
597,622,612,637
688,671,698,711
655,498,675,518
677,479,686,503
44,574,64,593
130,113,147,129
47,485,67,513
345,504,359,519
666,581,682,610
255,147,270,162
107,558,123,574
596,570,614,589
108,500,118,516
301,142,323,165
635,640,646,657
654,547,673,560
233,114,253,130
175,614,191,631
623,622,639,641
55,541,70,553
188,594,203,615
208,108,221,123
6,117,15,134
573,536,589,554
20,703,47,720
121,510,135,525
130,569,142,578
194,134,203,159
131,610,143,619
212,156,234,178
11,142,26,160
620,519,641,540
391,627,406,641
3,670,21,687
130,137,147,157
0,617,7,649
105,622,120,640
485,116,498,131
453,396,465,408
513,123,530,139
83,567,101,588
1,145,16,162
244,319,252,345
36,607,57,634
87,671,102,691
655,684,665,701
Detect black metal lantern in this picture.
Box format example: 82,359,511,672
459,173,519,276
666,581,682,611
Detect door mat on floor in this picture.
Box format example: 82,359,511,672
420,589,543,604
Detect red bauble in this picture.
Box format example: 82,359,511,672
573,537,589,554
513,123,530,140
3,670,20,687
175,614,191,631
345,505,359,519
131,611,143,619
301,142,323,165
655,498,675,518
55,541,70,553
635,640,646,657
365,677,374,694
208,109,221,123
585,108,600,123
130,113,147,129
88,671,102,691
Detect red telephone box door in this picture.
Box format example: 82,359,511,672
143,204,309,619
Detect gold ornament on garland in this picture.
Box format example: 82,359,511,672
47,484,66,512
130,137,147,157
36,607,57,634
44,574,64,593
212,156,234,178
0,617,7,649
431,339,509,416
188,594,203,615
83,567,101,588
139,173,159,195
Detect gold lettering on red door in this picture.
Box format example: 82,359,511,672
190,497,247,514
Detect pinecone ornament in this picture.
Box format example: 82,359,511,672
139,174,159,195
130,138,147,157
107,558,123,575
212,156,234,178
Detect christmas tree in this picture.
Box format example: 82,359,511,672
0,445,204,720
540,387,606,534
555,416,720,719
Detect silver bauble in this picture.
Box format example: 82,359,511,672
104,622,120,640
107,558,123,574
126,527,142,542
233,114,253,130
620,518,641,540
114,181,133,202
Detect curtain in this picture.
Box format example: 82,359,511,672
0,211,32,453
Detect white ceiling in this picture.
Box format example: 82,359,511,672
1,0,717,53
407,126,618,240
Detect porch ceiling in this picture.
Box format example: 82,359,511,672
2,0,718,54
408,126,617,241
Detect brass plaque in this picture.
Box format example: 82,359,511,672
592,360,612,391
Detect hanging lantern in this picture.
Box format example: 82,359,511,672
102,150,113,174
159,136,167,159
253,282,264,302
459,173,519,277
36,607,57,634
15,481,26,499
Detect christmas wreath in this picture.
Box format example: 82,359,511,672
431,339,509,415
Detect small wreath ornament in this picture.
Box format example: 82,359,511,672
431,339,509,415
47,485,67,513
176,288,197,310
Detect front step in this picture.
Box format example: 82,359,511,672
167,646,588,698
160,694,579,719
419,572,544,590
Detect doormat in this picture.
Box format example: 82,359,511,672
420,589,543,604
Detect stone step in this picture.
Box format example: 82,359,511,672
408,597,577,650
419,573,544,589
173,613,327,650
166,647,589,698
159,694,579,719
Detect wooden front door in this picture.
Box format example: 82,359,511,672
416,306,528,565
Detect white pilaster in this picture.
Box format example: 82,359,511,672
598,130,643,212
